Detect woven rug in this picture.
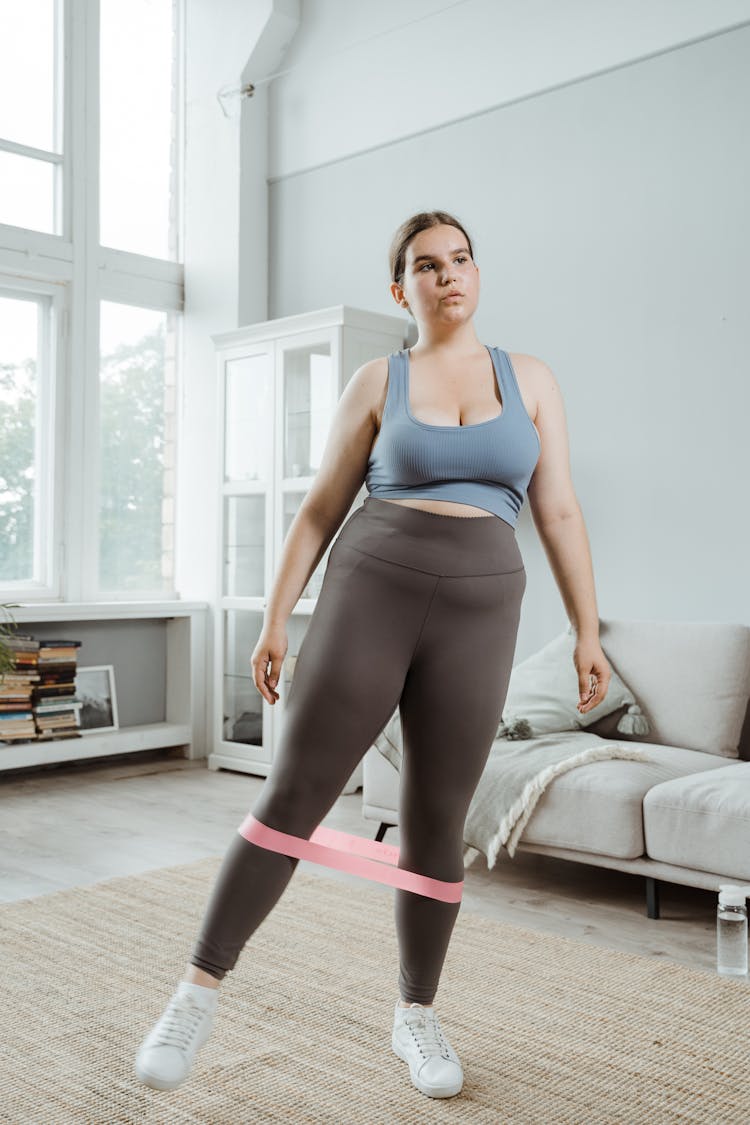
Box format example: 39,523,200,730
1,856,748,1124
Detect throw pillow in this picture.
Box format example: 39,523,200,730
496,625,650,740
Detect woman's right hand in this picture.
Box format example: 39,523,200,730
251,623,288,705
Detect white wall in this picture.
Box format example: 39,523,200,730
242,0,750,658
179,0,267,613
267,0,750,181
180,0,299,603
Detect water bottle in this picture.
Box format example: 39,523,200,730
716,884,750,976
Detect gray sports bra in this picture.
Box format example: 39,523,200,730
365,345,541,527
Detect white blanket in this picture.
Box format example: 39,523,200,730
461,730,648,867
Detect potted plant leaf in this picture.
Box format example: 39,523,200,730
0,603,22,680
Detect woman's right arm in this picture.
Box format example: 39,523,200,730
251,356,387,704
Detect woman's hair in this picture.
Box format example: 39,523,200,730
388,210,475,288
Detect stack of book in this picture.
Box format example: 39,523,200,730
0,635,41,743
33,639,83,741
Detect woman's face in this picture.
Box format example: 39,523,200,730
392,224,479,327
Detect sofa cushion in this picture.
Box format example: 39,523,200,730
517,743,732,859
643,762,750,880
365,739,733,863
593,619,750,758
496,626,649,741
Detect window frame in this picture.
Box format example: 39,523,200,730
0,0,185,603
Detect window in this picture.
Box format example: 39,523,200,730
99,302,178,594
0,0,184,603
0,286,60,593
100,0,179,259
0,0,62,235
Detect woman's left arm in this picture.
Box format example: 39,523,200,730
523,356,611,715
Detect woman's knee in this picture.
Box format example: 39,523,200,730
249,778,329,838
399,817,465,876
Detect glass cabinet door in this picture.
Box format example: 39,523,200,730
222,608,270,758
279,336,336,600
281,339,334,481
223,494,265,597
282,490,329,599
224,351,273,482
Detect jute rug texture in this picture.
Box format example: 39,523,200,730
1,856,748,1124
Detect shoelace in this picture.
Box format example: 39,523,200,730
152,996,207,1050
401,1005,453,1061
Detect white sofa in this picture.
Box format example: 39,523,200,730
361,618,750,918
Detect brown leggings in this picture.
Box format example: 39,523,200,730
190,497,527,1004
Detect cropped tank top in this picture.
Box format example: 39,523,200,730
365,345,541,527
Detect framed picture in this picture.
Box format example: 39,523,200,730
75,665,119,734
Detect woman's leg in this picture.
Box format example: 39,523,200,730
394,564,527,1006
188,543,438,982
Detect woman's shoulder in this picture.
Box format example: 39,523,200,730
505,350,549,378
348,354,392,429
358,353,392,378
357,354,391,397
505,352,549,424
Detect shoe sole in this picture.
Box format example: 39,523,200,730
391,1032,463,1098
134,1060,184,1092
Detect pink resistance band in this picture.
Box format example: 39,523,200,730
237,812,464,903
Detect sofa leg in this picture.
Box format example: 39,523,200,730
374,821,394,843
646,877,660,919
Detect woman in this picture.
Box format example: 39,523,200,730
136,210,611,1100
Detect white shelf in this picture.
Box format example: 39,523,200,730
5,601,207,620
0,603,208,774
1,722,192,770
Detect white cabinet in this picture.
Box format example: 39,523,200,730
209,305,406,779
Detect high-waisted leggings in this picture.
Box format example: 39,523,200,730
190,496,527,1004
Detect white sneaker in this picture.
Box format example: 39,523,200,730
391,1001,464,1098
135,981,219,1091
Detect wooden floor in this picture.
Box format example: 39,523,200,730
0,748,721,977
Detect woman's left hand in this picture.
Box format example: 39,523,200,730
573,638,611,714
